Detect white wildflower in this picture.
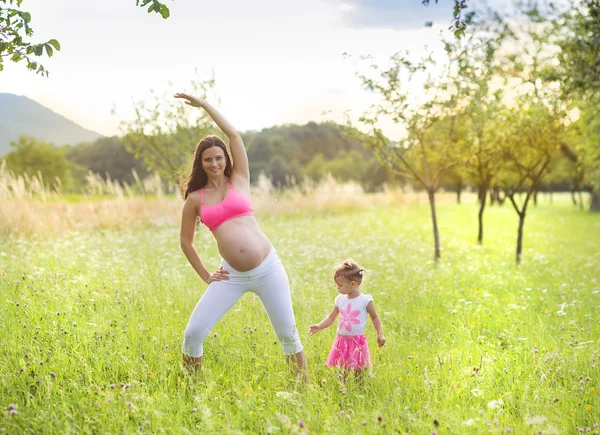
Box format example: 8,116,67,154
487,399,504,410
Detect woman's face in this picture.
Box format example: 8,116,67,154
201,146,227,177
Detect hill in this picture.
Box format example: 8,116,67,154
0,93,104,156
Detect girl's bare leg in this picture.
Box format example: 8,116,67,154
355,368,366,386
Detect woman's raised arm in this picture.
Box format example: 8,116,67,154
175,93,250,181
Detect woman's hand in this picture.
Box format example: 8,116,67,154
205,267,230,284
377,333,386,347
308,324,321,336
174,92,205,108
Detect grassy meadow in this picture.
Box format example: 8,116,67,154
1,191,599,434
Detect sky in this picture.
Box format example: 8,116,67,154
0,0,509,140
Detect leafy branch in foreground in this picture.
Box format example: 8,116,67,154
422,0,469,36
135,0,171,19
0,0,60,76
0,0,170,76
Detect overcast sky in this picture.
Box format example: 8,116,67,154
0,0,511,140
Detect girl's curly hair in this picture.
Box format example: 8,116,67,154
334,260,364,284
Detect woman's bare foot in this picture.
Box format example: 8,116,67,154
183,354,203,372
287,350,309,383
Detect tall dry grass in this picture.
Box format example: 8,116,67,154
0,162,180,235
0,164,468,236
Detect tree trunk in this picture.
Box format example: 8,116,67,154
477,185,487,245
533,191,538,207
591,192,600,212
508,190,532,265
428,188,441,261
572,189,578,206
456,182,462,204
489,188,496,205
497,188,506,205
516,212,525,264
478,185,485,204
579,190,584,210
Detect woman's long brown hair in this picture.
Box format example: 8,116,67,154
179,135,232,199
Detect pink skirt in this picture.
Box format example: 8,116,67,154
325,334,371,370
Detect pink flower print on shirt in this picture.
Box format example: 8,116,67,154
339,303,361,332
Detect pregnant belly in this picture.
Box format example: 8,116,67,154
213,217,272,271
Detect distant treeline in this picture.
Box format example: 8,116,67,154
0,121,586,195
243,122,389,191
1,122,392,193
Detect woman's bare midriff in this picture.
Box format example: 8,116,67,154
212,215,272,271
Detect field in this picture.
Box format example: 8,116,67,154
1,192,599,434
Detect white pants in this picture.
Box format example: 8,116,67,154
182,247,304,357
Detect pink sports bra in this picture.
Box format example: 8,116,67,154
199,179,254,232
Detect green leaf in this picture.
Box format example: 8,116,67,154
47,39,61,51
34,44,43,56
159,4,170,19
23,11,31,23
45,44,53,58
147,3,154,12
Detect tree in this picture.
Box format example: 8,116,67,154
66,136,149,185
552,0,600,210
465,99,506,244
0,0,168,76
492,8,568,262
0,0,60,76
2,136,77,190
323,150,367,183
554,129,586,208
543,149,579,206
266,155,294,188
422,0,470,37
243,122,391,190
119,77,218,182
352,46,469,261
497,102,563,264
554,0,600,96
135,0,171,19
440,16,507,244
562,101,600,211
304,153,327,182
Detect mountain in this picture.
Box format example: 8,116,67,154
0,93,104,156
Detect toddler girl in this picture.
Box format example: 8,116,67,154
309,260,385,371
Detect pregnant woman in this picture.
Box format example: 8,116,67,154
175,93,307,377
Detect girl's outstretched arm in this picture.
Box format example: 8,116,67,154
308,305,339,335
366,301,386,347
174,93,250,182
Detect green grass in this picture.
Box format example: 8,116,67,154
1,195,599,434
